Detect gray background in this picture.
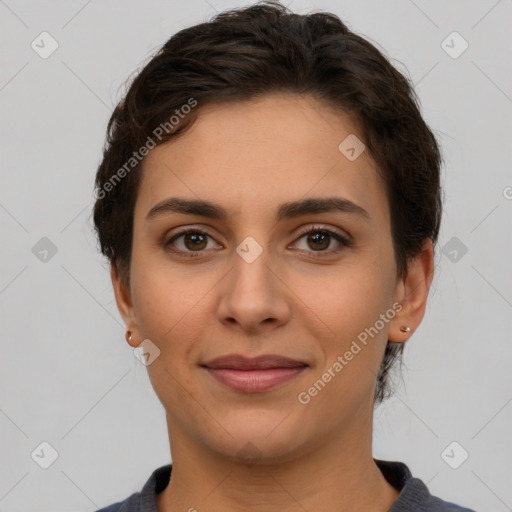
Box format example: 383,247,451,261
1,0,511,510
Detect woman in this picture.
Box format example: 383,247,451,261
92,2,475,510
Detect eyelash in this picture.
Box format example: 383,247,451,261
164,225,352,259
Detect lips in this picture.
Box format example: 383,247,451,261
200,354,308,370
200,354,308,393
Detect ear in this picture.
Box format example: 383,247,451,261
111,264,139,348
388,239,435,343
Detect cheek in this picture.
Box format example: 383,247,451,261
130,254,227,391
132,266,210,343
130,231,207,330
292,254,395,398
296,273,392,414
294,262,391,341
130,266,212,412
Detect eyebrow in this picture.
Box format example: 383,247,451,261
146,196,370,222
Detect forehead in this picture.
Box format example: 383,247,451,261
135,93,388,226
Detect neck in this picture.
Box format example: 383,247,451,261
156,413,399,512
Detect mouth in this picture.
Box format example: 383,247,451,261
199,354,309,393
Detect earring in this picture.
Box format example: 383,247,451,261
400,326,411,333
125,330,132,343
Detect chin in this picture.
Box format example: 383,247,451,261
201,412,311,465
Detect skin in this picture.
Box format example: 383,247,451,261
112,93,434,512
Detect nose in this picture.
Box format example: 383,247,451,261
216,244,292,335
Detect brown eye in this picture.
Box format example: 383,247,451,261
306,231,330,251
292,226,351,257
165,229,220,256
182,232,208,251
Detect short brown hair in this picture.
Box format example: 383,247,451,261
93,0,443,404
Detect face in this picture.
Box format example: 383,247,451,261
114,93,422,464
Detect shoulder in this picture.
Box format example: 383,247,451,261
426,493,477,511
375,459,477,512
94,465,172,512
94,493,137,512
398,475,477,511
95,500,128,512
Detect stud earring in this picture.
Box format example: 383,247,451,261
125,330,132,343
400,326,411,333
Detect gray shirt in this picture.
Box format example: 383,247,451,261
95,459,476,511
